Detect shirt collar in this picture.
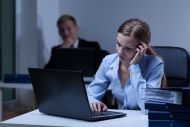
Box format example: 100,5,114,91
62,38,79,48
73,39,79,48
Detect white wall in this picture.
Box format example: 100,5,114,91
15,0,60,108
16,0,60,73
16,0,190,72
37,0,60,67
60,0,190,53
16,0,38,73
16,0,37,107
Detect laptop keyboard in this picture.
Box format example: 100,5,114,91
92,111,120,117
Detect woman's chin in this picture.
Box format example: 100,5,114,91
119,57,128,62
119,57,132,63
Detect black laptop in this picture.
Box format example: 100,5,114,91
28,68,126,121
52,48,95,77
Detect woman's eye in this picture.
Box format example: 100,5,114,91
116,42,121,47
125,47,131,51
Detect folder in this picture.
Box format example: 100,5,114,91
145,101,190,113
149,120,190,127
145,101,166,111
148,111,190,120
144,87,190,105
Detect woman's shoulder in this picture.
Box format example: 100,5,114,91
103,53,118,61
101,53,119,66
145,54,164,67
148,55,163,63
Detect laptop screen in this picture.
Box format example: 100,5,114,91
52,48,95,77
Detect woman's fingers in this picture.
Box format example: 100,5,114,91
90,102,107,112
141,42,148,50
92,103,98,112
90,103,94,112
139,45,144,53
141,42,148,49
102,103,108,111
97,103,101,112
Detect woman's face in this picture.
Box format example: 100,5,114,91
116,33,139,62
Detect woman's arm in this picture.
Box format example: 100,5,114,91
87,57,110,102
127,61,164,113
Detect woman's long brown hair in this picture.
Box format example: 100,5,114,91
118,18,167,88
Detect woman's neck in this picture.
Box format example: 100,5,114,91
119,61,130,88
120,61,130,69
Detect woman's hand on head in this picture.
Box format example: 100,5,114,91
90,102,107,112
130,42,148,65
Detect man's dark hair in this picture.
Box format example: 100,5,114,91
57,14,77,27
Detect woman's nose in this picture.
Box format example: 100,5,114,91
118,47,125,54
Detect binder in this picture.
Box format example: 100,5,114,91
148,111,190,120
145,101,190,113
167,103,190,113
149,120,190,127
145,101,166,111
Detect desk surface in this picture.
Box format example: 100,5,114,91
1,109,148,127
0,82,32,90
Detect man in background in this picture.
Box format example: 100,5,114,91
44,14,109,72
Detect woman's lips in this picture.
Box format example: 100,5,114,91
119,56,126,60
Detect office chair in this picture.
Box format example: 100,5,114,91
153,46,190,87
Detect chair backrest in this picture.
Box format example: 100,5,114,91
153,46,190,87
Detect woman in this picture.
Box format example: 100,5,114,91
87,18,166,113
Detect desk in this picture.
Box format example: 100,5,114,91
0,77,94,121
0,109,148,127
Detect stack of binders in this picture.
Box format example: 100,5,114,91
146,101,190,127
144,88,190,127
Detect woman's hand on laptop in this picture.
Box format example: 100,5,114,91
90,102,107,112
